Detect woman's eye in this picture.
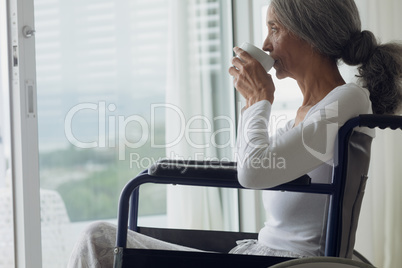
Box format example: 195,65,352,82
268,25,277,34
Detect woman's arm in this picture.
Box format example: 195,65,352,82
236,85,373,189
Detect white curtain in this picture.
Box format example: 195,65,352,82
164,0,236,231
351,1,402,267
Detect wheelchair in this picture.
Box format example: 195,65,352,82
113,114,402,268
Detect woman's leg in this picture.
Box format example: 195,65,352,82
67,221,202,268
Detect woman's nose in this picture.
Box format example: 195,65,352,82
262,36,273,52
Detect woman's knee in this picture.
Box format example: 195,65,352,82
68,222,117,268
76,221,117,250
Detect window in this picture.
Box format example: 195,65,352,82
33,0,235,266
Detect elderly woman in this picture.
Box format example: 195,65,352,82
68,0,402,266
228,0,402,257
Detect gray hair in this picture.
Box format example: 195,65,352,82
270,0,402,114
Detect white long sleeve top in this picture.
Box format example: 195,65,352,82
236,83,375,256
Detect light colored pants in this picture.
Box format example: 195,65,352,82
67,222,201,268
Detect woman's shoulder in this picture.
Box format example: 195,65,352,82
308,83,375,137
313,83,372,113
327,83,370,102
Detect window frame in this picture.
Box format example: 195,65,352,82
8,0,42,266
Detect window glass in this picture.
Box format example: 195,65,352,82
34,0,234,266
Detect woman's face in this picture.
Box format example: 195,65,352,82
262,6,312,80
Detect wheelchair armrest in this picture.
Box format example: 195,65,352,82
149,160,311,187
359,114,402,130
116,160,313,248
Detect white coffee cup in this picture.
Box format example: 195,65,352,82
239,42,274,72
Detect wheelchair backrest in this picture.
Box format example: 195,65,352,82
338,130,372,258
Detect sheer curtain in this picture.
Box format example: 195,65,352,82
350,1,402,267
164,0,237,231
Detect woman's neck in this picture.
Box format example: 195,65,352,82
296,56,346,107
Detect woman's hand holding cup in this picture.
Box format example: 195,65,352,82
229,42,276,108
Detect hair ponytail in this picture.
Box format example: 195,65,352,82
356,42,402,114
341,31,377,66
341,30,402,114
